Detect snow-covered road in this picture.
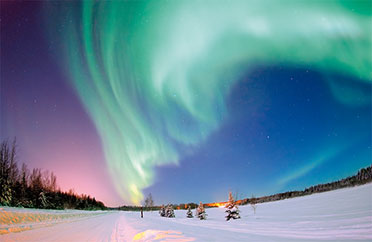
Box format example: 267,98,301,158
0,210,143,241
1,183,371,241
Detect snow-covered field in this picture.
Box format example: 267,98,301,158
1,183,371,241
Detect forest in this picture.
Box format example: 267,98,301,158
0,140,105,210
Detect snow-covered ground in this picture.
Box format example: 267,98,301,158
1,183,371,241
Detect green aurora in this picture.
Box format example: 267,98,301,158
47,0,371,204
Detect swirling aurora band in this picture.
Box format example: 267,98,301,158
47,0,371,204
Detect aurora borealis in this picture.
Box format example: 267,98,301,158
1,1,371,206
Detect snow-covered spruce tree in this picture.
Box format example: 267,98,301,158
39,191,48,208
196,202,207,220
0,177,12,205
166,204,175,218
0,141,12,206
225,192,241,221
159,204,166,217
186,205,193,218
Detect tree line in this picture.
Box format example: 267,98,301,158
237,164,372,206
0,139,105,210
117,164,372,211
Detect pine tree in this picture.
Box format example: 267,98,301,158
196,202,207,220
225,192,241,221
186,205,193,218
39,191,48,208
0,141,13,205
165,204,175,218
159,204,166,217
0,178,12,205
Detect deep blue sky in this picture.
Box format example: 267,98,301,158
148,66,371,204
1,1,371,206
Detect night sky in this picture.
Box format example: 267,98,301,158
1,1,371,206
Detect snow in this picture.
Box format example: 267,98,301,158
1,183,371,241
